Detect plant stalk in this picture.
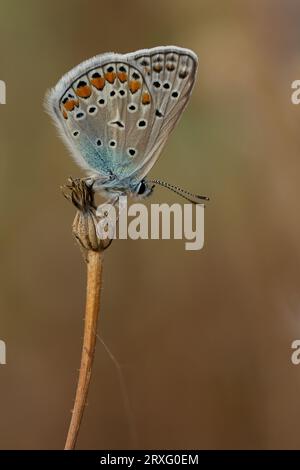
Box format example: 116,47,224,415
64,250,103,450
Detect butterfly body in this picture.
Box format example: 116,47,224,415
46,46,198,201
88,174,154,201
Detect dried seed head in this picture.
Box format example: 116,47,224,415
63,177,112,254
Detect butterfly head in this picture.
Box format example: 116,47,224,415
133,179,154,198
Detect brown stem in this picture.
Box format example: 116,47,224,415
64,250,103,450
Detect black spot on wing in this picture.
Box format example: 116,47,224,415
111,120,125,128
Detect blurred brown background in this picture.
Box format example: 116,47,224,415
0,0,300,450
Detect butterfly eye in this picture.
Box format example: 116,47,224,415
137,180,146,195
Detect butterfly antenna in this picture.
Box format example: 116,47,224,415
149,179,209,204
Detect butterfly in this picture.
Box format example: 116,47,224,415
45,46,208,204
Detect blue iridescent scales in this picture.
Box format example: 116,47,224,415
45,46,198,198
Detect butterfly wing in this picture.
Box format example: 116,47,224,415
45,46,197,186
124,46,198,181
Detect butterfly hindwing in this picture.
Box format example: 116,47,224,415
128,47,198,180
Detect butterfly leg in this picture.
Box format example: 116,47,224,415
83,173,115,190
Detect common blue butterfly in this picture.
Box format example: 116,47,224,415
45,46,208,203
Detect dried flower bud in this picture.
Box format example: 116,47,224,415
63,177,112,255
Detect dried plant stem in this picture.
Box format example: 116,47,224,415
64,250,103,450
63,177,111,450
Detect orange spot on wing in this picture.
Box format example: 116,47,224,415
117,72,127,83
91,77,105,90
129,80,141,94
105,72,116,84
75,85,92,98
142,92,151,105
63,99,79,111
62,109,68,119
